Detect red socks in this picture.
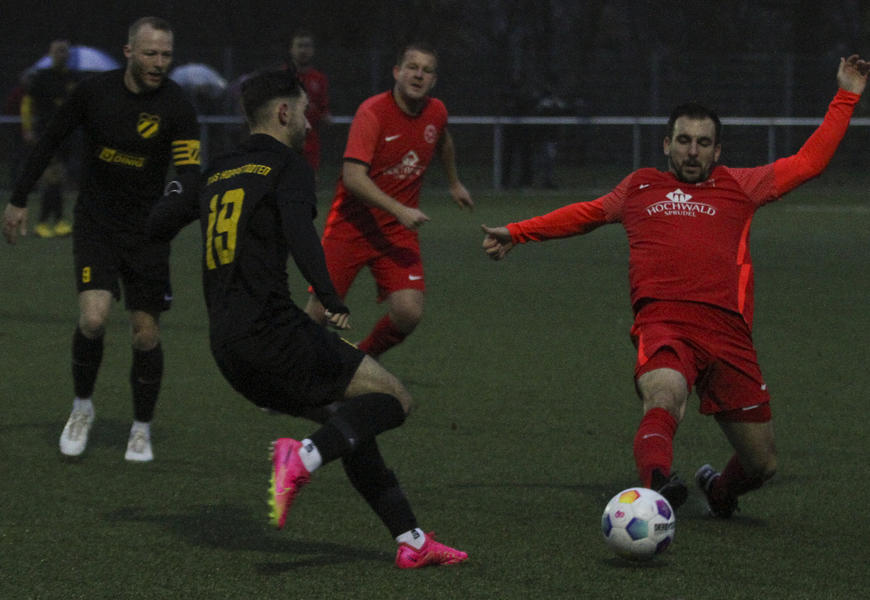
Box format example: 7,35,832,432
713,454,763,501
358,315,407,358
633,407,678,487
634,409,765,502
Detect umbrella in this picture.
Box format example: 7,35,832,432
32,45,120,72
169,63,227,99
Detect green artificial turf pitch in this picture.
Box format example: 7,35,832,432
1,170,867,599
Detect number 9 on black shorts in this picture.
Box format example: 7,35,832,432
73,215,172,313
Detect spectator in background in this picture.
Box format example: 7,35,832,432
3,71,32,185
533,82,568,189
287,29,330,173
500,72,536,189
21,39,80,238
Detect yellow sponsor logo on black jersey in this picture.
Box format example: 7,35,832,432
206,163,272,185
98,147,147,168
173,139,201,166
137,113,161,138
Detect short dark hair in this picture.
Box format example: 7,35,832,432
128,17,172,45
241,67,304,126
396,42,438,68
667,102,722,144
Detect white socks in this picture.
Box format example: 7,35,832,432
295,439,425,550
131,420,150,437
298,438,323,472
396,528,426,550
73,397,94,415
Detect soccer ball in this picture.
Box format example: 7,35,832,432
601,487,676,561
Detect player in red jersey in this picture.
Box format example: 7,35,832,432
288,29,330,172
305,42,474,358
481,55,869,517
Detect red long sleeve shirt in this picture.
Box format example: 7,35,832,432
507,89,860,328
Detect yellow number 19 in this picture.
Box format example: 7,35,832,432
205,188,245,270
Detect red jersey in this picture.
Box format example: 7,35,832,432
323,91,448,240
298,66,329,128
297,66,329,170
508,89,859,328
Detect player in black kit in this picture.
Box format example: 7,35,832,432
2,17,201,462
147,68,467,568
21,39,80,238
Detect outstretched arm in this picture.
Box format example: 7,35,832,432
773,54,869,195
481,195,618,260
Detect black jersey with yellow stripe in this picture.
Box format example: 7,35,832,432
11,69,200,230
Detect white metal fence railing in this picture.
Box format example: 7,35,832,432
4,115,870,189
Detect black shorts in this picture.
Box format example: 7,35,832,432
211,318,365,416
73,209,172,313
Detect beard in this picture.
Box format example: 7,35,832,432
129,60,163,91
289,125,307,151
291,131,306,150
669,156,713,183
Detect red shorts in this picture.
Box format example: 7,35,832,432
631,301,771,422
320,228,424,302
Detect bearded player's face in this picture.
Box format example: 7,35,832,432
124,24,174,93
664,117,721,183
287,92,311,151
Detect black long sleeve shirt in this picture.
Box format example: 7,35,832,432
149,133,346,343
12,69,200,232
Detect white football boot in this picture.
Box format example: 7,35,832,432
125,424,153,462
59,403,95,457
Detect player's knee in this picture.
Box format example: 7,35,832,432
386,290,424,332
642,390,686,422
394,387,413,416
132,332,160,351
78,312,107,338
748,452,777,483
390,304,423,332
377,371,412,415
762,457,777,482
131,322,160,351
348,356,413,415
637,368,688,422
377,371,413,416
